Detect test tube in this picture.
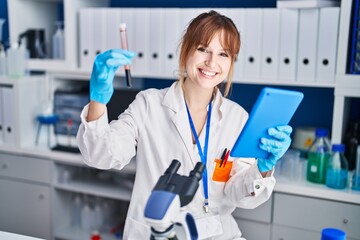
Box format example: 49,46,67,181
119,23,132,88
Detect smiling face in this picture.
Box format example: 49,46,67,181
178,11,240,97
185,31,231,91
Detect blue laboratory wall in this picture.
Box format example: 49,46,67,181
143,79,335,135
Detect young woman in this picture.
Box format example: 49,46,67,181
77,10,292,239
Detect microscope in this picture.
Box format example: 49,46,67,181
144,160,204,240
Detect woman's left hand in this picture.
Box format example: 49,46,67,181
257,125,293,173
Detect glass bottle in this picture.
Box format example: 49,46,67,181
306,128,331,184
326,144,349,189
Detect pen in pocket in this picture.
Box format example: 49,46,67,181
219,148,227,168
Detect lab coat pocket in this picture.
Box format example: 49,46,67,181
212,159,233,182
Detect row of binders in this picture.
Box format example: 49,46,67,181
79,7,340,84
349,0,360,74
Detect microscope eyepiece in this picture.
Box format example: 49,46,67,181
165,159,181,175
190,162,204,181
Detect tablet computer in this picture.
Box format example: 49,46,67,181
230,87,304,159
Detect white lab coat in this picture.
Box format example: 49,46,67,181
77,81,276,240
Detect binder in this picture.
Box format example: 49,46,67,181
349,0,360,74
243,9,262,79
278,9,299,82
260,9,280,81
179,9,198,34
92,8,107,58
149,9,164,76
296,8,320,82
164,8,181,79
224,8,245,83
106,8,122,50
316,7,340,83
133,8,150,76
0,87,4,144
79,8,95,70
2,86,16,146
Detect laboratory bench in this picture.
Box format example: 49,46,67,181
0,145,359,240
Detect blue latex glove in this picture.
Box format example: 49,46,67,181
257,125,293,172
90,49,136,104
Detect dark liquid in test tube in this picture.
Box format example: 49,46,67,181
120,23,132,88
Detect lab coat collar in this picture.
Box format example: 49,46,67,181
162,81,224,122
162,82,224,166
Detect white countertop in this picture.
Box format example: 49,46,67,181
0,231,45,240
275,176,360,204
1,145,359,205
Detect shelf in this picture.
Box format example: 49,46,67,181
275,177,360,204
335,74,360,98
276,0,341,8
55,227,120,240
54,179,133,201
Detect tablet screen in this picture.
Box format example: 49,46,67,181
230,87,304,159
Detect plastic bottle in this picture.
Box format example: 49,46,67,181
343,121,359,171
52,21,64,59
81,201,95,231
321,228,346,240
351,145,360,191
326,144,349,189
6,42,27,78
71,194,82,228
0,43,6,76
306,128,331,184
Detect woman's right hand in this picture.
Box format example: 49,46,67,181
90,49,136,104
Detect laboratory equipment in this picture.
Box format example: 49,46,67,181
0,18,4,44
0,43,6,76
71,194,82,228
343,120,359,170
52,21,64,59
306,128,331,184
351,145,360,190
326,144,349,189
119,23,132,88
35,114,59,147
321,228,346,240
144,159,204,240
18,29,47,58
0,19,5,76
6,42,27,78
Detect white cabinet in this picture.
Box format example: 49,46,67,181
0,76,46,150
52,161,135,240
232,196,272,240
331,0,360,143
0,153,52,239
273,193,360,240
7,0,109,72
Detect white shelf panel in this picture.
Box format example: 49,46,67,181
54,179,133,201
335,74,360,97
277,0,341,8
275,177,360,204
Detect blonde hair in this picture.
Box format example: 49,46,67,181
178,10,241,97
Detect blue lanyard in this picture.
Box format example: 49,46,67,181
185,99,212,212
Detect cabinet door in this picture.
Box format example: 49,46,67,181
272,225,320,240
0,178,51,239
236,219,271,240
273,193,360,239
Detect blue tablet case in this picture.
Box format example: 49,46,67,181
230,87,304,159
